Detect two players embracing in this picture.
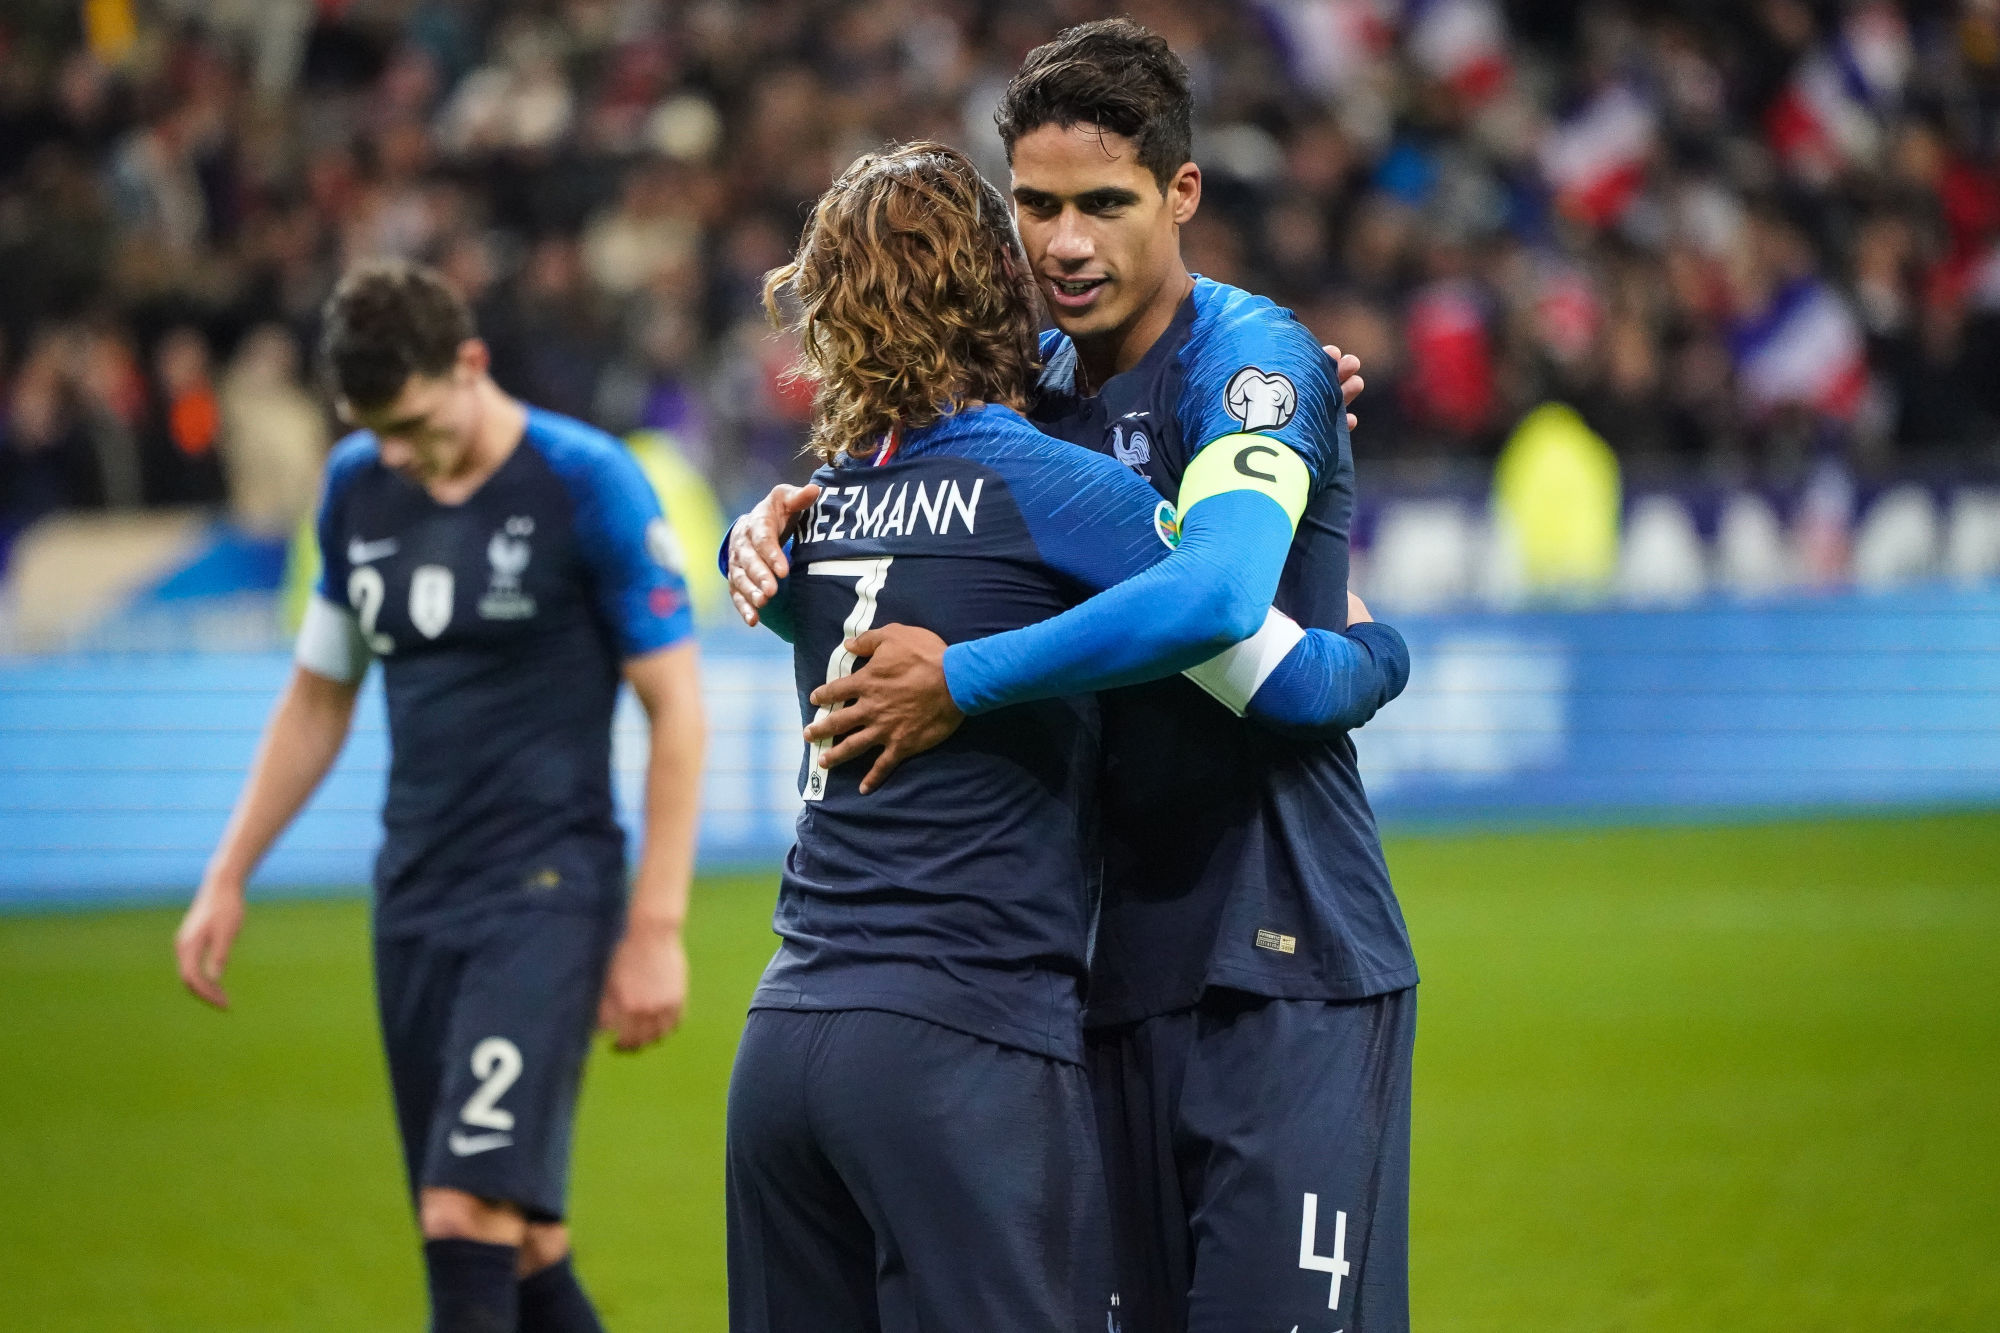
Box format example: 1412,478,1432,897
727,20,1419,1333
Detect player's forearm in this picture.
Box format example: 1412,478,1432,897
1243,621,1411,735
624,650,705,934
941,490,1290,713
204,667,358,890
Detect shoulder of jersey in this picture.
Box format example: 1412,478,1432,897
323,429,382,497
521,406,631,475
1181,277,1331,437
1184,276,1316,359
939,402,1081,467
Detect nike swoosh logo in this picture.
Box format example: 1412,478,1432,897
348,537,399,564
447,1130,513,1157
1121,410,1151,419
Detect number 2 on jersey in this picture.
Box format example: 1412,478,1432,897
347,566,396,655
802,557,893,802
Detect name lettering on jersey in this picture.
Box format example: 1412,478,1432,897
1224,366,1299,432
479,515,538,620
808,478,984,543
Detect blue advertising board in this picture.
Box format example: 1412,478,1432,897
2,586,1996,906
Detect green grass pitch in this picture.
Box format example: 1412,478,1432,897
2,811,1996,1330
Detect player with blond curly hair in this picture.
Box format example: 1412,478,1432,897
723,141,1406,1333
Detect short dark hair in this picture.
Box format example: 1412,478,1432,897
994,18,1193,192
319,261,475,410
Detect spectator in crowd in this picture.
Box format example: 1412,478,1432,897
0,0,1996,569
218,324,326,536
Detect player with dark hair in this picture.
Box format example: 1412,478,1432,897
729,18,1419,1333
175,260,705,1333
727,141,1406,1333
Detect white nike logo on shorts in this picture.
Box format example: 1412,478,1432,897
447,1130,513,1156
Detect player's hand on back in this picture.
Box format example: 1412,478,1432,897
175,879,246,1009
1347,590,1373,627
1325,344,1364,432
727,482,822,626
804,623,962,794
598,920,688,1052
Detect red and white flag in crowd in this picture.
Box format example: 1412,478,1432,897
1730,279,1871,423
1539,85,1656,228
1404,279,1497,434
1765,2,1910,183
1258,0,1396,101
1404,0,1510,105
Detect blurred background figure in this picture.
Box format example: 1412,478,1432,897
218,323,325,536
0,0,1995,619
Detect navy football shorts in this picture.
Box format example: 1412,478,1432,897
726,1007,1119,1333
374,908,619,1222
1088,987,1416,1333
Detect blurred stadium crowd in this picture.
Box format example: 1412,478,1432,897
4,0,2000,602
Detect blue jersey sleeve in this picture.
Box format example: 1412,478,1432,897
1175,295,1349,484
987,437,1176,593
1244,621,1411,735
312,431,380,604
538,420,695,658
941,487,1290,713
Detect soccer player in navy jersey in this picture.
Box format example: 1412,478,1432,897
729,21,1420,1333
174,262,704,1333
726,143,1405,1333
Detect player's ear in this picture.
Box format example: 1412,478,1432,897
1167,162,1200,226
456,337,491,381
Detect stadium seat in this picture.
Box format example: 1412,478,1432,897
1367,499,1479,611
1944,489,2000,584
1616,494,1706,605
1851,484,1941,590
1713,492,1793,596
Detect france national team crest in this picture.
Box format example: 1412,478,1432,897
1108,411,1151,469
479,516,538,620
1224,366,1299,431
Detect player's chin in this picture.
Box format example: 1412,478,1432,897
1045,284,1119,333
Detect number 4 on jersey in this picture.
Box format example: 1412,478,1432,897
802,557,893,801
1299,1191,1351,1311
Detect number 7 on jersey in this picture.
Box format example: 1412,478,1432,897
802,557,893,801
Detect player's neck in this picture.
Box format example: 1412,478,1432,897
427,380,526,505
1073,266,1193,396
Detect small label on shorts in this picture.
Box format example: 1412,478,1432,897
1255,929,1297,955
527,867,562,890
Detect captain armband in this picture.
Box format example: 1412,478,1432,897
1176,435,1312,533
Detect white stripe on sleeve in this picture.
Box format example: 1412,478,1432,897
1181,606,1307,716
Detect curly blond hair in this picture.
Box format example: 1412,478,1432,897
764,142,1042,461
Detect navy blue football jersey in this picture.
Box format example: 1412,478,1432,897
305,406,693,936
1033,277,1419,1025
753,403,1176,1063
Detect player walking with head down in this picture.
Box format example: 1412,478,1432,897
731,20,1421,1333
174,262,704,1333
726,143,1406,1333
